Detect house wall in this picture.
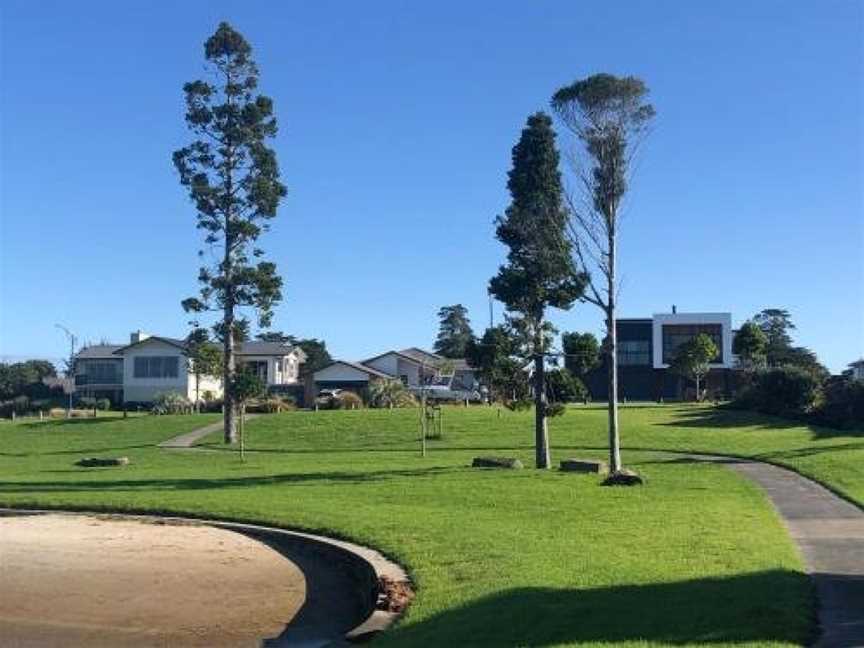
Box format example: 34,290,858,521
186,371,223,401
396,358,422,386
652,313,733,369
314,363,374,382
122,339,189,403
365,354,399,377
236,350,302,386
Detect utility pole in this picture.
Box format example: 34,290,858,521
55,324,76,418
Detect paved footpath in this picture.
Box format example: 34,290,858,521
157,415,260,448
694,455,864,648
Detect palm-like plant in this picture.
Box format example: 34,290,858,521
369,380,416,409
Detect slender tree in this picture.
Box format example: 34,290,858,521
489,112,585,469
670,333,718,401
561,331,600,378
551,74,655,473
186,328,223,410
434,304,474,358
733,322,768,371
465,325,528,403
752,308,796,366
174,23,286,443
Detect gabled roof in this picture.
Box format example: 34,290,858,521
75,344,124,360
110,336,304,359
364,348,444,368
315,360,394,380
112,336,187,355
398,347,442,364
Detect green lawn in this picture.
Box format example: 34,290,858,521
2,404,860,646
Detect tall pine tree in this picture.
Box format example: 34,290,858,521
174,23,286,443
434,304,474,358
489,112,585,468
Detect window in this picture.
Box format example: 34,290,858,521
133,356,179,378
77,360,122,384
662,325,722,364
618,340,650,366
240,361,268,382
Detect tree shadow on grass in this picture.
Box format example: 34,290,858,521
0,466,464,494
382,569,815,647
17,417,137,430
656,405,863,441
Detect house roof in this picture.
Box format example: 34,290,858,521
315,360,394,380
235,341,304,358
110,336,304,359
364,348,445,368
398,347,443,364
112,336,187,355
75,344,124,360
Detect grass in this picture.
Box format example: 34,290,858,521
1,404,860,646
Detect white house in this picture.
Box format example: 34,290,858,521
74,331,305,405
849,359,864,381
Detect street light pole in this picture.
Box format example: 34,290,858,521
55,324,77,418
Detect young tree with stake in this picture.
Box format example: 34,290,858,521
174,23,286,443
489,112,585,469
670,334,718,401
551,74,655,474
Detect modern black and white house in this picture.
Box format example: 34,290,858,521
584,311,735,401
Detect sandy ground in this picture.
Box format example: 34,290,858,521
0,514,306,647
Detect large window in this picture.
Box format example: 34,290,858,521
240,360,268,382
133,356,179,379
618,340,650,366
662,325,722,364
76,360,122,385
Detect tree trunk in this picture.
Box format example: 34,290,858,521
223,318,237,443
534,351,550,469
607,232,622,472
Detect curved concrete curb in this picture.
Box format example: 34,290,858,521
677,454,864,648
0,508,411,647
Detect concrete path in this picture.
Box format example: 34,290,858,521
689,455,864,648
158,415,260,449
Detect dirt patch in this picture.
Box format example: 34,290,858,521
377,575,414,613
0,513,306,647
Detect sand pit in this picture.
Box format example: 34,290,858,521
0,513,306,647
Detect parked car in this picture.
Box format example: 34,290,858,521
315,389,343,409
411,376,482,402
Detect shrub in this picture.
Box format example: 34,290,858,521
151,391,193,415
368,380,416,409
733,367,821,418
78,396,96,410
335,391,364,410
0,395,30,417
545,369,588,403
247,396,296,413
814,376,864,431
96,398,111,411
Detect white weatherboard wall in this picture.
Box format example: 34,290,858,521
122,338,189,402
652,312,733,369
187,372,223,401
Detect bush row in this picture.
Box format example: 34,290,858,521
731,367,864,430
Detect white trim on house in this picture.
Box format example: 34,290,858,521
651,312,733,369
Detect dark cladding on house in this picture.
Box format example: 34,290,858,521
584,311,735,401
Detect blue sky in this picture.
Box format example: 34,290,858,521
1,1,862,371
